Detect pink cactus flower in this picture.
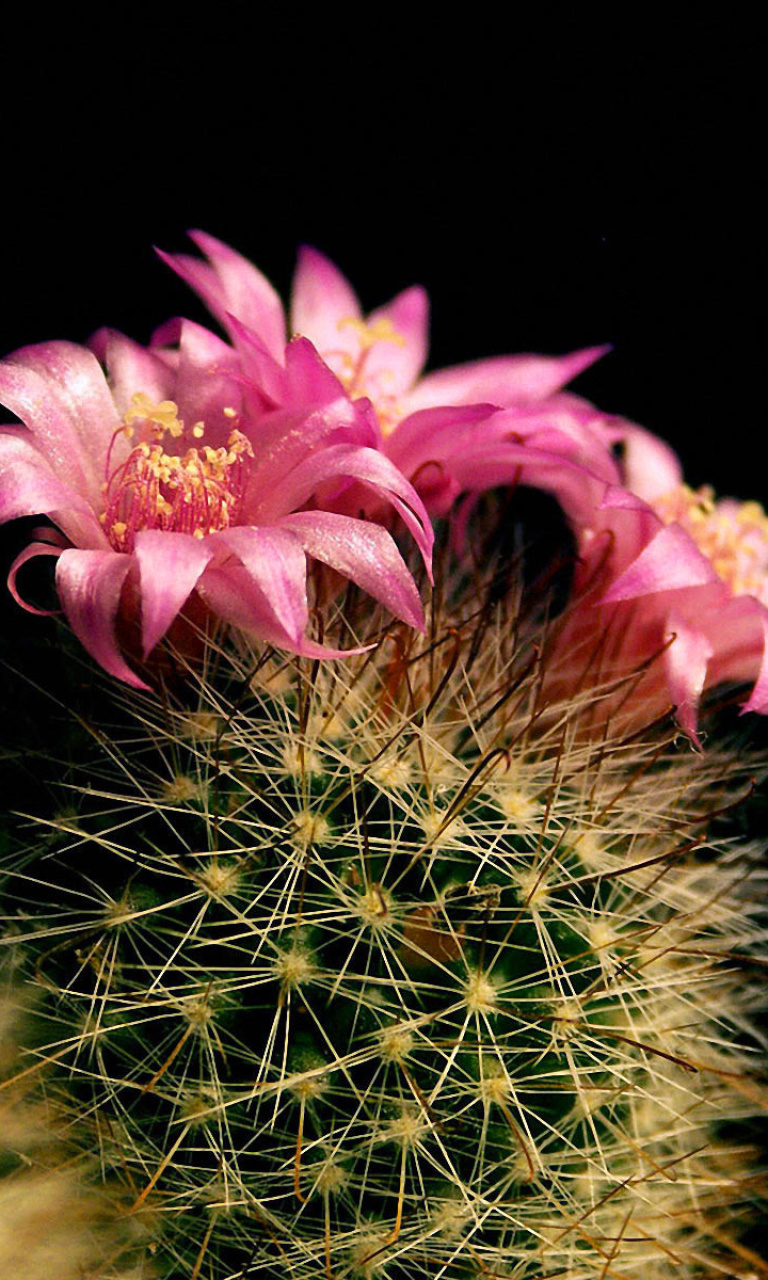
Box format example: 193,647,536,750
0,325,433,687
156,233,619,512
543,422,768,741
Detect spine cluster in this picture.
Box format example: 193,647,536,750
1,567,766,1279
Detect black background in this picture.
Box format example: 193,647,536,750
1,22,762,494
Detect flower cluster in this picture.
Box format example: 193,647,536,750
1,233,767,735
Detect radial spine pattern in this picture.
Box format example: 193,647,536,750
2,574,767,1279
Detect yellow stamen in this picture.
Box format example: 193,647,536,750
337,315,406,351
124,392,185,438
102,396,254,553
323,316,408,435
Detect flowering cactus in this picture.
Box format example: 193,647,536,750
1,239,767,1280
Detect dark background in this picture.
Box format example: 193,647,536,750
1,23,762,500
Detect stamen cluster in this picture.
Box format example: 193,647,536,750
101,393,253,552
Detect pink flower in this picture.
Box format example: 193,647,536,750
0,324,433,687
155,236,643,630
544,422,768,740
159,233,606,415
157,233,618,513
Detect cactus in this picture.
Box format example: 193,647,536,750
1,542,767,1280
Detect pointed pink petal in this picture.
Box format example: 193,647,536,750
89,329,175,418
157,231,286,361
239,399,378,521
279,511,425,629
253,443,434,575
740,611,768,715
8,541,64,615
693,592,768,706
0,342,119,510
406,345,610,412
134,531,214,657
600,524,719,603
0,430,107,549
487,397,624,482
209,525,310,645
384,404,498,477
198,561,362,657
223,313,289,405
284,336,349,407
290,245,362,348
171,320,245,442
433,441,609,530
389,400,623,493
664,610,714,744
189,231,286,359
0,433,89,523
366,285,430,395
150,316,184,348
174,316,242,367
55,548,149,688
599,483,653,512
619,423,684,500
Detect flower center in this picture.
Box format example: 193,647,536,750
101,393,253,553
654,483,768,604
323,317,406,434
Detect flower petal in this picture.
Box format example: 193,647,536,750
433,440,611,531
0,432,89,523
55,548,149,688
279,510,425,629
290,245,362,349
740,611,768,715
366,285,430,395
198,560,361,657
222,314,289,406
284,336,349,407
89,329,175,418
618,422,684,501
0,430,107,549
664,610,714,745
209,525,310,646
405,345,610,412
134,530,214,657
8,541,64,615
171,320,245,443
254,443,434,575
600,524,719,603
157,232,286,361
240,399,378,522
0,342,119,510
384,404,499,479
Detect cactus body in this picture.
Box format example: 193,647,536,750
2,566,767,1279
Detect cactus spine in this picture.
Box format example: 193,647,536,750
2,558,767,1279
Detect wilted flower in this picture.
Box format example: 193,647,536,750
0,325,433,685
